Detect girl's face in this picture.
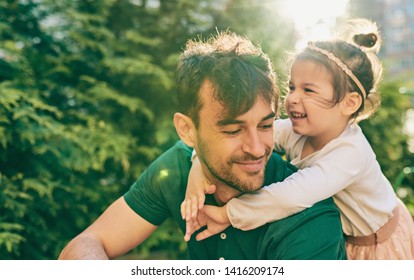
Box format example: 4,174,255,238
285,59,350,144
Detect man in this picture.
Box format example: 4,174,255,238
59,32,346,260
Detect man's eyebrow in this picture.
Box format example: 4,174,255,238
217,112,276,126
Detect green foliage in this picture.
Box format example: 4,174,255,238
0,0,174,259
358,77,414,215
360,80,411,182
373,75,414,213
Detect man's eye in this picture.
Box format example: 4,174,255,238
288,86,295,92
304,88,315,93
223,129,241,135
261,124,273,129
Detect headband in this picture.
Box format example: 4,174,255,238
307,41,366,99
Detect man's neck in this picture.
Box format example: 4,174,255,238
202,167,242,205
213,184,241,206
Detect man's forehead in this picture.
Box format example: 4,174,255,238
198,79,275,121
210,99,275,125
216,110,275,125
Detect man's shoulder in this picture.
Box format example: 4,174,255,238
129,140,193,189
142,140,192,175
259,197,346,259
264,153,298,184
123,140,192,226
296,197,340,220
268,197,340,231
155,140,193,163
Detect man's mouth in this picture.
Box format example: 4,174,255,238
234,159,265,173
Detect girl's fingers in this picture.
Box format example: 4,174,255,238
184,220,193,242
181,199,195,221
195,229,215,241
198,194,205,210
185,198,193,221
190,196,199,218
180,200,187,220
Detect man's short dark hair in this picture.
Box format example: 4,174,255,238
176,32,279,127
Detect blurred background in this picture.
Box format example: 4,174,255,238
1,0,413,260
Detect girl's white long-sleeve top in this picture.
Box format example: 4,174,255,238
227,119,397,236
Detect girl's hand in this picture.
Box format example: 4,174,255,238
181,155,216,222
181,155,216,241
194,204,230,241
182,204,231,242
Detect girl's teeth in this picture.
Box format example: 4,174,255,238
292,112,306,118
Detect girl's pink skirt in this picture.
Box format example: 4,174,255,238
346,199,414,260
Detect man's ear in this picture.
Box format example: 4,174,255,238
341,92,363,116
174,113,196,147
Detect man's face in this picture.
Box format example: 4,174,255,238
194,80,275,193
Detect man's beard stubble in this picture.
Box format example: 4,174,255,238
196,136,270,193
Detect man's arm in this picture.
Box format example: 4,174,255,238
58,197,157,260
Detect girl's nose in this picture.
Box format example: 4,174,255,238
287,90,300,104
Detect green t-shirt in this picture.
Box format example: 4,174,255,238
124,141,346,260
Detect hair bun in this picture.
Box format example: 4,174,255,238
353,33,377,48
333,18,381,53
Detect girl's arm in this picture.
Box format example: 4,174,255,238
181,155,216,241
273,119,292,154
228,142,363,230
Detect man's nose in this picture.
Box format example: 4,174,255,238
241,130,266,158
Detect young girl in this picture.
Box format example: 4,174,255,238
181,19,414,259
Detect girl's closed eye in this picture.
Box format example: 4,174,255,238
304,87,316,94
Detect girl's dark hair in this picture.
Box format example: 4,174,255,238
353,33,377,48
293,19,383,122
